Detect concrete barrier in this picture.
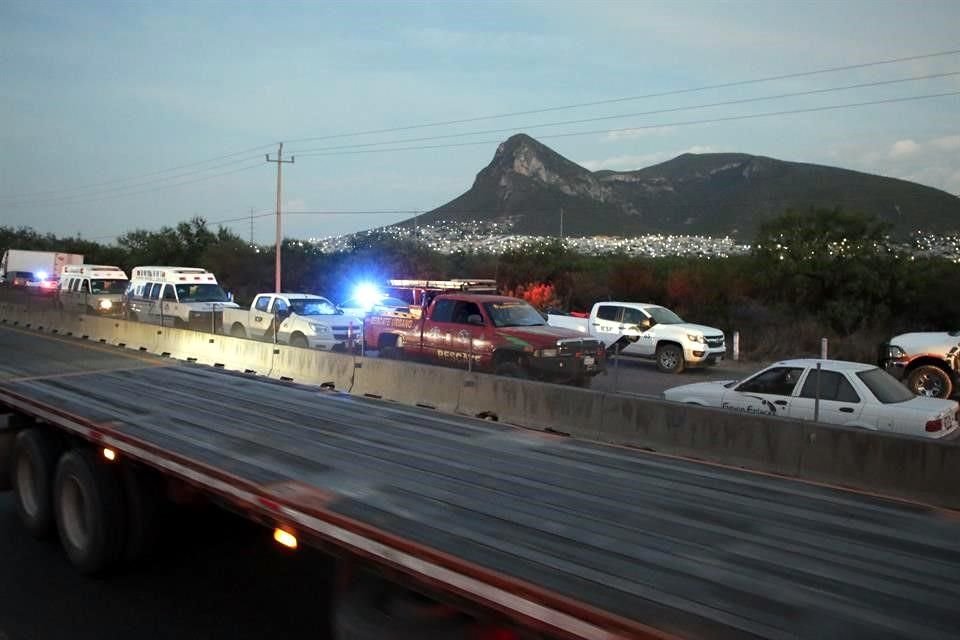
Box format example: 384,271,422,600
271,345,356,392
457,373,604,440
352,358,462,412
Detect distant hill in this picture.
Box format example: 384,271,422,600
407,134,960,238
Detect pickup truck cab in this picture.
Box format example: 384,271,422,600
548,301,725,373
365,293,605,385
223,293,365,351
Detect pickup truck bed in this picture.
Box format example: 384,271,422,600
2,325,959,639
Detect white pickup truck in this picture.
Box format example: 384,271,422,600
222,293,365,351
547,301,726,373
880,330,960,398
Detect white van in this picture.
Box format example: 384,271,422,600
124,266,239,329
59,265,128,316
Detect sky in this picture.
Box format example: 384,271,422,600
1,0,958,244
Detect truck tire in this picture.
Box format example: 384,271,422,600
230,324,247,339
291,333,310,349
333,575,471,640
907,365,953,398
656,344,685,374
494,361,528,379
53,449,127,575
12,428,62,538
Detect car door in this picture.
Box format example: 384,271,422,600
159,284,178,325
249,295,274,339
620,306,653,356
591,304,624,348
786,369,865,426
271,297,291,342
421,298,458,363
724,366,805,416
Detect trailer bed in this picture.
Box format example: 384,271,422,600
1,325,959,639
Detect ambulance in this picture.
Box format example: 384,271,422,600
124,266,238,330
58,265,128,316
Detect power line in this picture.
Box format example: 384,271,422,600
288,71,960,155
284,47,960,145
296,90,960,158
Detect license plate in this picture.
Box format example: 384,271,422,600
583,356,596,367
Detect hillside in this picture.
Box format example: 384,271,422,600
409,134,960,237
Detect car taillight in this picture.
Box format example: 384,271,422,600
925,418,943,432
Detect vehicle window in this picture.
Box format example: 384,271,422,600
737,366,805,396
449,301,482,324
799,370,860,402
596,305,621,322
483,301,546,328
61,277,71,290
254,296,271,312
290,298,337,315
646,306,685,324
162,284,177,301
79,279,90,293
90,279,126,294
148,283,161,300
70,278,81,292
622,307,647,325
431,299,456,323
857,367,916,403
175,283,228,303
271,297,289,314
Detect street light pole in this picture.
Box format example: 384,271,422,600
266,143,294,293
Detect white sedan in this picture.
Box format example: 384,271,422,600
663,358,959,439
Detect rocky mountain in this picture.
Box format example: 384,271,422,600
409,134,960,238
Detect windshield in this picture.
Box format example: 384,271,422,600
646,306,685,324
483,301,545,327
290,298,337,315
175,283,229,303
90,279,127,294
857,367,915,403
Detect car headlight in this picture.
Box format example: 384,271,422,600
687,334,706,344
309,323,332,335
99,299,113,310
884,345,906,359
536,348,559,358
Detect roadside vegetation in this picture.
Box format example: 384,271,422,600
3,208,958,363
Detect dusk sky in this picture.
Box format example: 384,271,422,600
2,0,958,243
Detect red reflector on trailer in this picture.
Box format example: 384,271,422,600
926,418,943,432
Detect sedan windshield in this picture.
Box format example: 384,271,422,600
175,283,229,303
90,279,127,294
290,298,337,315
647,306,684,324
483,301,545,327
857,367,916,403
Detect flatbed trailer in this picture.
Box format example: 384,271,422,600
1,324,960,639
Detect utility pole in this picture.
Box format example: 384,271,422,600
265,143,294,293
249,207,255,245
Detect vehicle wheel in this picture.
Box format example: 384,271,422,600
380,345,402,360
291,333,310,349
173,318,187,329
12,428,62,538
333,574,471,640
656,344,685,374
907,365,953,398
494,361,529,379
53,449,126,575
230,324,247,339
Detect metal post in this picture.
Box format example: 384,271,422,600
814,362,822,422
733,331,740,361
820,337,828,359
360,318,365,357
211,303,217,335
468,339,473,373
614,343,620,391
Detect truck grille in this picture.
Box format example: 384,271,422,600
332,325,358,340
557,338,603,356
705,335,725,348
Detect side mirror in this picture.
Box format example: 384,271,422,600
467,314,484,326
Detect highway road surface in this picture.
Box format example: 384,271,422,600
2,324,960,639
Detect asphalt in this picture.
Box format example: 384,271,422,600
2,325,960,639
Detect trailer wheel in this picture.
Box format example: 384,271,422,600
334,575,471,639
53,449,127,575
12,428,62,538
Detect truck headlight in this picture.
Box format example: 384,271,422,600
99,299,113,310
687,334,706,344
536,348,559,358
